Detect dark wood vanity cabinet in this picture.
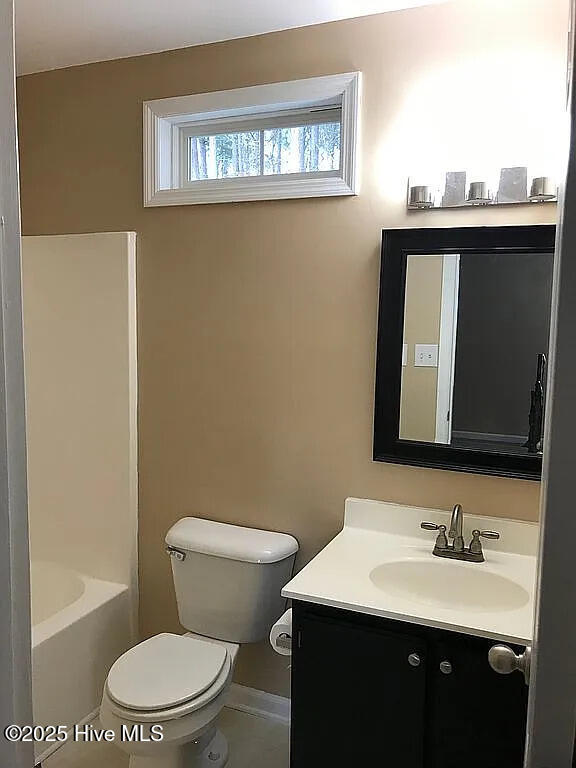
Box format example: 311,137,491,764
426,630,528,768
290,606,428,767
290,602,528,768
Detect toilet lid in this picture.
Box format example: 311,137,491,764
106,633,228,711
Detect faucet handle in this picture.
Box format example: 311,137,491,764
478,530,500,539
421,522,448,550
469,529,500,555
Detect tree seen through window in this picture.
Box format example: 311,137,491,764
188,122,341,181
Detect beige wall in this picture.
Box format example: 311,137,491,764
400,255,443,442
16,0,567,695
22,233,138,608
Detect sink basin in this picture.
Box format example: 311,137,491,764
370,559,529,612
283,499,537,641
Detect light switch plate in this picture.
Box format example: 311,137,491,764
414,344,439,367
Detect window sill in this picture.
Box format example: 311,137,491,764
145,173,356,207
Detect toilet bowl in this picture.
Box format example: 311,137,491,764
101,517,299,768
100,633,239,768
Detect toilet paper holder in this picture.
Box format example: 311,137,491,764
276,632,292,651
270,608,293,656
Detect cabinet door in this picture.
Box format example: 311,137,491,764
427,634,528,768
291,610,427,768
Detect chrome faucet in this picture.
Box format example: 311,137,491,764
448,503,465,552
421,504,500,563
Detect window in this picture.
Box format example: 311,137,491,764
143,73,360,206
184,109,341,182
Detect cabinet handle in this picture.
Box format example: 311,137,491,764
408,653,421,667
439,660,453,675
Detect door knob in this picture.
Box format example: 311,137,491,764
408,653,421,667
488,644,531,685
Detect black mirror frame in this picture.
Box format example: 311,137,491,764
373,224,556,481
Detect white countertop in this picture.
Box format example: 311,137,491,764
282,498,538,645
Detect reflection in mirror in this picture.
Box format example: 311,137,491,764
399,251,554,455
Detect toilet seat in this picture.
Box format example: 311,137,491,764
105,633,232,722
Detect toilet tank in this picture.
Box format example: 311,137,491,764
165,518,299,643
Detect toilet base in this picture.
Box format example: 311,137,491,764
128,729,228,768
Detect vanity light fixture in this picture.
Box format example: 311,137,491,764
407,167,557,210
408,184,435,209
529,176,557,202
466,180,493,205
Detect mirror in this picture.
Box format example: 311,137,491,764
374,225,556,480
400,250,553,452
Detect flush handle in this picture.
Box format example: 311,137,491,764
488,644,531,685
165,546,186,561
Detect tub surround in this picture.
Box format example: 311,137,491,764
22,232,138,761
283,498,538,644
22,233,138,593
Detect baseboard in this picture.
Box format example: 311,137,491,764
226,683,290,724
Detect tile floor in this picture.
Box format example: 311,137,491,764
43,709,289,768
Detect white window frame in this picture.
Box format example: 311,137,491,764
143,72,361,207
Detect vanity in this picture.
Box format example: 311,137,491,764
280,224,546,766
282,498,537,768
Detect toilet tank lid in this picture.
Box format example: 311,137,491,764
165,517,299,564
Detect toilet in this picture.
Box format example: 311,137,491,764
100,517,298,768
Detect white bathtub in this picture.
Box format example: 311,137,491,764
31,561,134,763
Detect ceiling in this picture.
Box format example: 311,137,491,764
16,0,444,75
